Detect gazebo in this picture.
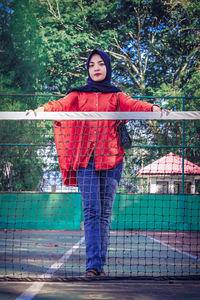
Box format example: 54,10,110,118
137,152,200,194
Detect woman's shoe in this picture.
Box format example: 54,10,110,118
85,269,99,277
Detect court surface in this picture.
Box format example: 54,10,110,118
0,230,199,299
0,230,199,280
0,280,200,300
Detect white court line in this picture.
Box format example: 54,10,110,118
15,236,85,300
141,234,199,260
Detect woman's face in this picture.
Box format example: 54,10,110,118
88,54,107,82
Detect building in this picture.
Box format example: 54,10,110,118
137,152,200,194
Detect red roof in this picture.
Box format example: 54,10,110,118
137,152,200,175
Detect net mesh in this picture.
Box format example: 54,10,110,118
0,109,200,281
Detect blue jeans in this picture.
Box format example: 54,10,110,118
77,155,123,273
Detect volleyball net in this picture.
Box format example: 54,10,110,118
0,107,200,281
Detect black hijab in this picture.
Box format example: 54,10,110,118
68,49,121,94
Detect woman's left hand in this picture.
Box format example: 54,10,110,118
26,106,45,116
152,105,171,115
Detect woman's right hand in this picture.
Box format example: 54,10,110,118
26,106,45,115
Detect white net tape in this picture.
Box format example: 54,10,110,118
0,111,200,120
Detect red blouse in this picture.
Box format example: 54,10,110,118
43,92,154,186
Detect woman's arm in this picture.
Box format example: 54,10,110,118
26,92,79,114
118,93,161,112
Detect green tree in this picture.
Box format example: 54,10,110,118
0,0,17,93
0,94,59,191
0,1,52,191
2,0,199,97
37,0,170,94
1,0,199,192
34,0,200,98
0,0,48,97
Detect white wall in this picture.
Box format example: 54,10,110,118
147,175,196,194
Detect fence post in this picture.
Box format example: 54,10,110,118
180,97,189,230
182,97,185,195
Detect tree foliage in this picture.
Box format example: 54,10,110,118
0,0,199,192
1,0,199,96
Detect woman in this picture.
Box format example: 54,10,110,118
29,49,161,276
